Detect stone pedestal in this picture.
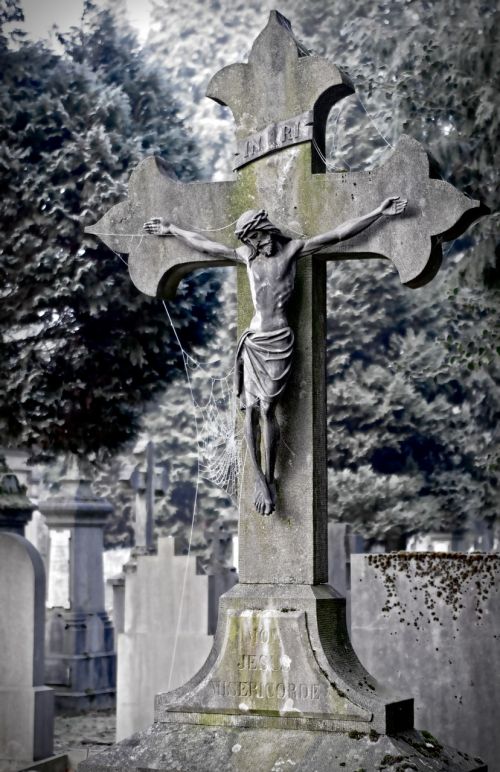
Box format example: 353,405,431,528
155,583,412,734
76,723,487,772
79,579,485,771
39,456,116,712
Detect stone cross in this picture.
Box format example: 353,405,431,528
127,439,168,553
86,11,486,759
89,12,481,588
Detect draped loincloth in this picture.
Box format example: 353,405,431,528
235,327,294,409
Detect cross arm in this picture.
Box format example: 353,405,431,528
306,136,486,288
143,220,242,262
85,156,240,299
298,197,406,257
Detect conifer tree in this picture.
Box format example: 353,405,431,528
0,2,221,461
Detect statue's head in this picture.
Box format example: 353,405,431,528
235,209,281,257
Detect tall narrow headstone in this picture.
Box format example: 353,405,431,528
115,537,214,740
39,455,116,712
0,533,54,766
80,11,487,771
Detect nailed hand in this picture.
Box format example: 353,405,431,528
380,196,407,216
143,217,172,236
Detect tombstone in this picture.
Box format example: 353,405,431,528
39,455,116,712
115,537,214,740
350,553,500,772
80,12,487,771
0,456,34,536
0,533,54,766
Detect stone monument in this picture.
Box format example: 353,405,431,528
39,455,116,712
82,12,487,771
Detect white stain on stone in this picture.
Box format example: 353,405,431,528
238,702,249,711
231,743,242,754
271,759,297,771
280,654,291,669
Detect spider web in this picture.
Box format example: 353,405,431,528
184,357,243,502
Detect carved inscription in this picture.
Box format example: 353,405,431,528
237,653,289,672
234,110,313,168
209,680,320,700
207,610,324,708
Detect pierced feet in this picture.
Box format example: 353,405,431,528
254,478,276,516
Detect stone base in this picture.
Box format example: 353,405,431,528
154,584,412,734
45,609,116,714
0,685,54,764
79,583,487,771
78,723,487,771
53,687,116,714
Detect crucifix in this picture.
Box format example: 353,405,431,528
86,11,486,766
144,196,406,516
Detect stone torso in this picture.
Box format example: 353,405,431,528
240,239,302,332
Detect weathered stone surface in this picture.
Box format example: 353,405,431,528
351,553,500,772
0,533,54,765
155,584,412,735
78,722,486,771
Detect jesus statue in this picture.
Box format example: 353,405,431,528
144,196,406,515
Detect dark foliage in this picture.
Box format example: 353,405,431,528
0,2,221,461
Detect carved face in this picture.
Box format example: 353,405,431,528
246,231,275,257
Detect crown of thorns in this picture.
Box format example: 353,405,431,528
234,209,281,242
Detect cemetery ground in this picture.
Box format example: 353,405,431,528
53,711,116,767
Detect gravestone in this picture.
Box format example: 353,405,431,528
0,532,54,766
80,12,487,771
115,537,214,740
39,455,116,712
350,553,500,772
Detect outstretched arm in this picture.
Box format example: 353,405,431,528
143,218,240,261
299,197,407,256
